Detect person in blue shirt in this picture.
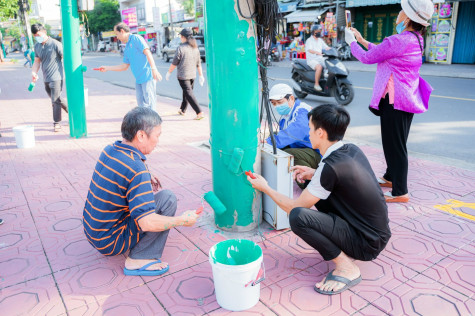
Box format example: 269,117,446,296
23,47,32,68
99,22,162,111
266,84,321,188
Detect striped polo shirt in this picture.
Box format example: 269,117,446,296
83,141,156,256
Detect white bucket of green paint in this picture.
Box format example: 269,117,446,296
13,125,35,148
209,239,264,311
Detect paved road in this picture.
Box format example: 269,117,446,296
81,53,475,167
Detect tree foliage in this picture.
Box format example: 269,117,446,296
178,0,194,16
86,0,121,35
0,0,18,21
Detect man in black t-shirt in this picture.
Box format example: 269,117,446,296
31,23,68,132
248,104,391,295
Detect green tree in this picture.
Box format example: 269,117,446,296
86,0,121,35
0,0,18,21
0,0,32,21
178,0,194,16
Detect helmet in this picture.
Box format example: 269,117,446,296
311,25,322,37
311,25,322,33
269,84,293,100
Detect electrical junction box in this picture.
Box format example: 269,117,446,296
78,0,94,11
260,143,294,230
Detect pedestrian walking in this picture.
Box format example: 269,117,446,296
31,24,69,132
0,33,5,63
98,22,162,111
23,47,32,68
345,0,434,203
165,28,205,120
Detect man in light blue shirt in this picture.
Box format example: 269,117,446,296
99,22,162,111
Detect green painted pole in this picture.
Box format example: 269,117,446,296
204,0,260,231
60,0,87,138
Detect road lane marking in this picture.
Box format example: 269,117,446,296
434,199,475,221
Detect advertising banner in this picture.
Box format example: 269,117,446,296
122,7,138,27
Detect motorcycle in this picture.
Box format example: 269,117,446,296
290,48,354,105
336,42,352,61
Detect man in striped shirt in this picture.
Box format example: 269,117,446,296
83,107,199,276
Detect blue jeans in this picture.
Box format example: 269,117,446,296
135,79,156,111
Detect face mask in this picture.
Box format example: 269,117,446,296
276,103,291,115
396,20,406,34
35,36,45,44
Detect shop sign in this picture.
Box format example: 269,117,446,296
138,27,146,35
161,12,169,24
196,0,204,18
122,7,138,27
152,7,161,30
172,9,185,22
101,31,116,38
427,2,453,63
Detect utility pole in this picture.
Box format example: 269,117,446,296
168,0,173,38
17,0,34,50
204,0,260,231
61,0,87,138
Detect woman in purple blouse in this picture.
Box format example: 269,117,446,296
345,0,434,203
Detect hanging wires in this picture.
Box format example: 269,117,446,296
253,0,280,154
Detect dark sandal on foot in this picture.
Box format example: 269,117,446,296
314,269,362,295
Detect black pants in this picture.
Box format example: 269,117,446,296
178,79,201,115
379,96,414,196
289,203,378,262
44,80,68,123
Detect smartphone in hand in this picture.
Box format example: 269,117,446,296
345,10,352,28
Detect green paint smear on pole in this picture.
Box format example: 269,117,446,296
61,0,87,138
204,0,259,230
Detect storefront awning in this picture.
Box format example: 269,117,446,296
346,0,400,8
181,22,199,28
285,9,328,23
279,1,298,13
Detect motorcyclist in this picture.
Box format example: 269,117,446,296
305,25,329,91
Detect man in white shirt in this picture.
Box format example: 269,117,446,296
305,25,329,91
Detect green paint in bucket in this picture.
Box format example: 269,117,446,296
210,239,262,265
209,239,264,311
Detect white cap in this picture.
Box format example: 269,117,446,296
269,84,293,100
401,0,434,27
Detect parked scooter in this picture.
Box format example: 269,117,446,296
291,48,354,105
271,46,280,62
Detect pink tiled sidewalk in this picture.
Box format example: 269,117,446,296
1,63,474,315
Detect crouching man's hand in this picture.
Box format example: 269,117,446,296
181,210,199,227
291,165,316,184
247,173,269,193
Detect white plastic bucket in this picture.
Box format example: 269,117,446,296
12,125,35,148
209,239,264,311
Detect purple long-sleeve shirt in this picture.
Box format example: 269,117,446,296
350,31,433,114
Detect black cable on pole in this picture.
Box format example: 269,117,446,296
253,0,280,154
